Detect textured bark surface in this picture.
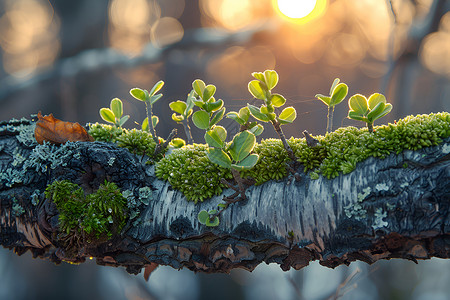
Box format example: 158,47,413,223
1,118,449,274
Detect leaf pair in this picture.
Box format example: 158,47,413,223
169,90,195,122
348,93,393,124
206,130,259,171
247,104,296,125
198,210,219,227
226,107,264,136
315,78,348,107
191,79,225,131
130,80,164,105
100,98,130,128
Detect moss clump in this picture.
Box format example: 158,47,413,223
155,144,232,203
88,122,126,143
45,180,127,239
116,128,165,160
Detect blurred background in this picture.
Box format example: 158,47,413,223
0,0,449,299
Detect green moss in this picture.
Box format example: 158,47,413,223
116,128,165,161
88,122,126,143
155,144,232,203
45,180,127,239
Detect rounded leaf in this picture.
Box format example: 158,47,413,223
348,94,368,115
130,88,147,101
330,83,348,106
192,79,206,98
171,113,184,122
142,117,149,131
260,105,269,115
186,90,196,112
348,111,367,122
238,107,250,123
119,115,129,127
152,115,159,128
278,107,297,124
149,80,164,96
110,98,123,118
210,107,225,127
315,94,331,106
232,153,259,170
207,99,224,112
248,124,264,136
367,102,386,122
248,80,267,100
206,147,232,168
271,93,286,107
251,72,265,82
368,93,386,110
247,104,270,122
192,110,210,130
226,111,244,125
205,125,227,148
169,101,187,115
203,84,216,101
100,108,115,123
228,130,256,162
150,94,163,105
329,78,340,95
170,138,185,148
205,216,219,227
197,210,209,224
264,70,279,90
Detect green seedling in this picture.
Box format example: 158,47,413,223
141,115,159,132
191,79,226,131
226,106,264,136
169,90,195,144
99,98,130,128
198,209,220,227
315,78,348,133
246,70,297,161
347,93,393,133
130,81,177,156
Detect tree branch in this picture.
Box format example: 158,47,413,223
1,118,449,275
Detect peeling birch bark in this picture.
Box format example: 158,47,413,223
1,118,449,274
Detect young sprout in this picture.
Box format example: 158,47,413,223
315,78,348,133
191,79,225,131
169,90,195,144
226,106,264,135
99,98,130,128
347,93,393,133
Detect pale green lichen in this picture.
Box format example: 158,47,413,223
11,197,25,217
375,183,389,191
23,141,80,173
372,208,388,229
443,143,450,154
344,187,371,220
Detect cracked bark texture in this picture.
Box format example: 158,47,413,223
1,118,449,275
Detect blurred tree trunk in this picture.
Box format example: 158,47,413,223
1,119,449,275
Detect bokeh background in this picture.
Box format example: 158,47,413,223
0,0,449,299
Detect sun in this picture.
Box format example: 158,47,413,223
274,0,327,24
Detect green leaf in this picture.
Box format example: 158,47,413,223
150,94,163,105
330,83,348,106
329,78,340,95
348,94,368,115
193,99,204,109
186,90,195,113
198,210,209,224
206,148,232,168
217,203,227,208
247,104,270,122
171,113,184,122
208,209,218,214
232,153,259,170
248,80,267,100
192,110,210,130
210,107,225,127
149,80,164,96
205,216,219,227
368,93,386,110
348,111,367,122
271,93,286,107
367,102,386,122
238,107,250,123
226,111,244,125
170,138,185,148
248,124,264,136
130,88,147,101
378,103,392,119
142,117,149,131
169,101,187,115
110,98,123,118
152,115,159,128
278,107,297,124
192,79,206,98
228,130,256,162
207,99,224,112
251,72,265,82
203,84,216,101
264,70,279,90
205,125,227,148
119,115,129,127
260,105,269,115
315,94,331,106
100,108,115,123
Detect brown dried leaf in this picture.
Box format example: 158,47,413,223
35,112,94,145
143,263,159,281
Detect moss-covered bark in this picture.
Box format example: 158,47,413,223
1,117,449,275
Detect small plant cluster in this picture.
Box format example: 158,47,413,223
87,71,449,229
45,180,127,239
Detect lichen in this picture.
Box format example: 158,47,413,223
372,208,388,229
155,144,232,203
23,141,80,173
11,197,25,217
375,183,389,191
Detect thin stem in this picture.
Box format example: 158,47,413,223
145,102,159,145
327,106,335,133
271,119,296,161
231,168,246,200
367,122,374,133
181,119,193,144
154,128,177,157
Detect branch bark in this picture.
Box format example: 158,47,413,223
1,118,449,275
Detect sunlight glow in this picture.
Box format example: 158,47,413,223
274,0,327,24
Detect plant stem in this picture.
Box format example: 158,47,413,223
145,102,159,145
181,119,193,144
154,129,177,157
367,122,374,133
327,106,334,133
271,119,296,161
231,168,246,200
